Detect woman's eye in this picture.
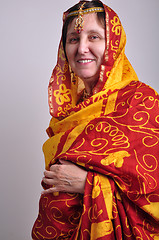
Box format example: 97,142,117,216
89,35,99,41
68,38,78,43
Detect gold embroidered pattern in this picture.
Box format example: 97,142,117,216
55,62,68,85
111,16,121,35
54,84,71,105
111,40,119,59
105,10,110,62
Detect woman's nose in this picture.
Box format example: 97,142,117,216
77,38,89,54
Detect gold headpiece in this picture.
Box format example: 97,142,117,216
74,2,86,33
67,3,104,34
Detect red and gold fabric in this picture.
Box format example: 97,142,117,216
32,1,159,239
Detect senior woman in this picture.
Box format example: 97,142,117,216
32,0,159,239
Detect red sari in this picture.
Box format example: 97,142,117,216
32,1,159,239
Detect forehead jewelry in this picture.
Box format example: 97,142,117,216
74,2,86,34
66,5,105,34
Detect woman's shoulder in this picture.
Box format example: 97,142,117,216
123,80,159,100
136,81,159,96
116,80,159,110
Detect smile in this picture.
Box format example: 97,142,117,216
77,59,94,63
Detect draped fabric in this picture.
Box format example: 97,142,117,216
32,1,159,239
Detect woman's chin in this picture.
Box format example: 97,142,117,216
77,72,97,82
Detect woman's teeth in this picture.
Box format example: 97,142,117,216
78,59,93,63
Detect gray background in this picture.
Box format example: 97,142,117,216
0,0,158,239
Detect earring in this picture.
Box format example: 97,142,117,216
69,65,77,84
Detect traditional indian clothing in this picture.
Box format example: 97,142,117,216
32,1,159,239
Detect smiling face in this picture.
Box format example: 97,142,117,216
65,13,105,93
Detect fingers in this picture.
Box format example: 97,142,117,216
42,164,70,194
41,161,88,195
42,176,54,186
43,165,60,182
44,170,55,179
58,159,72,165
41,186,58,195
42,170,55,186
41,181,69,195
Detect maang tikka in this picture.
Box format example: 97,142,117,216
74,2,86,34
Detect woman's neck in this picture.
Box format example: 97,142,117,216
83,77,98,96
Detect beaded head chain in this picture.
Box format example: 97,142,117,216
66,2,105,33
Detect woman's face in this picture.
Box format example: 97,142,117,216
65,13,105,91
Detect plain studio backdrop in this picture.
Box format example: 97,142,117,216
0,0,158,239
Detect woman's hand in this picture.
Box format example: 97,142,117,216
41,160,88,195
